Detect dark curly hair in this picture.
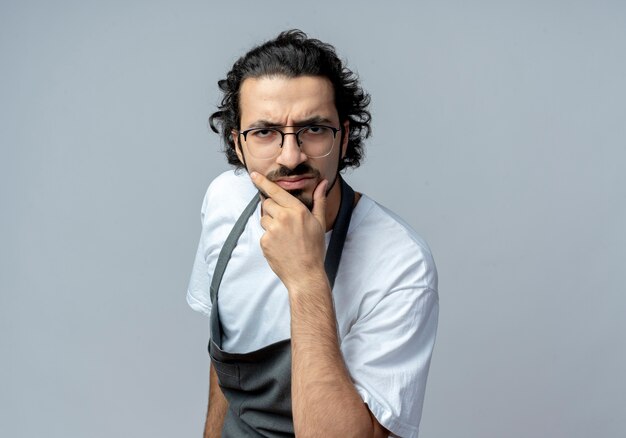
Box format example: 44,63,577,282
209,29,371,171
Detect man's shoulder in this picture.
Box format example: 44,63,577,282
352,195,433,253
201,169,257,217
205,169,256,201
349,194,437,289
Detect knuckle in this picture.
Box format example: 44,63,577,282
260,216,272,231
262,218,276,233
275,210,288,222
295,205,307,217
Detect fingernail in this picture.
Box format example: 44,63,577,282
250,171,258,179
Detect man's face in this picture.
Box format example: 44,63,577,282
233,75,347,209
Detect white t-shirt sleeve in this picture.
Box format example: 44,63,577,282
186,170,259,317
339,201,439,438
186,188,212,316
342,286,438,438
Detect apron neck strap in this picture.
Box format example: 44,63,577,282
324,176,355,289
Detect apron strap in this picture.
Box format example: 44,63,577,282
209,194,260,306
325,178,354,288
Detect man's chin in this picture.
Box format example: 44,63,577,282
288,189,314,211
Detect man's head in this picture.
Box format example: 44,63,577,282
209,29,371,173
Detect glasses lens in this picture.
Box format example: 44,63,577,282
297,126,336,158
243,128,282,159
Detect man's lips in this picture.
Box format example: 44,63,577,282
273,175,315,190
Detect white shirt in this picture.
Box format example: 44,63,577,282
187,170,439,438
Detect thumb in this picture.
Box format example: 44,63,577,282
312,179,328,228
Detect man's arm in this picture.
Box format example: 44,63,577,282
204,365,228,438
289,274,388,438
252,173,388,437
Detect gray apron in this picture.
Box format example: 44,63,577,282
208,178,355,437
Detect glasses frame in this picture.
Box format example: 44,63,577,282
237,124,342,160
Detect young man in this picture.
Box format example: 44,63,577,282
187,30,439,438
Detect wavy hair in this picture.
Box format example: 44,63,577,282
209,29,371,171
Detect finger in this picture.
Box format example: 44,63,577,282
250,172,300,207
261,197,281,218
312,179,328,228
260,213,273,231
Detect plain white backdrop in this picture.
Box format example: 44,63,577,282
2,1,625,437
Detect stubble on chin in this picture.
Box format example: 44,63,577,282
288,189,314,211
258,164,319,211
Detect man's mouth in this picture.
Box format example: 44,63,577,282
273,175,315,191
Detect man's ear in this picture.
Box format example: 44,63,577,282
341,120,350,159
232,130,245,165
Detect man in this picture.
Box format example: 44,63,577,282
187,30,438,438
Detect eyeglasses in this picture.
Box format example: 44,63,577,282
237,125,341,159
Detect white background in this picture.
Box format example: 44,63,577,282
2,1,625,437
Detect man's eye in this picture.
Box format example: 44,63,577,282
304,126,323,134
250,129,278,139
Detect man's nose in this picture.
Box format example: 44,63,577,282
275,132,307,169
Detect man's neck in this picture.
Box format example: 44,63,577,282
324,176,342,231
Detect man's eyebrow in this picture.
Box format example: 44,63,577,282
247,119,280,129
292,116,334,126
247,116,334,129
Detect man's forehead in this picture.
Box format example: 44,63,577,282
240,75,334,97
238,75,338,125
